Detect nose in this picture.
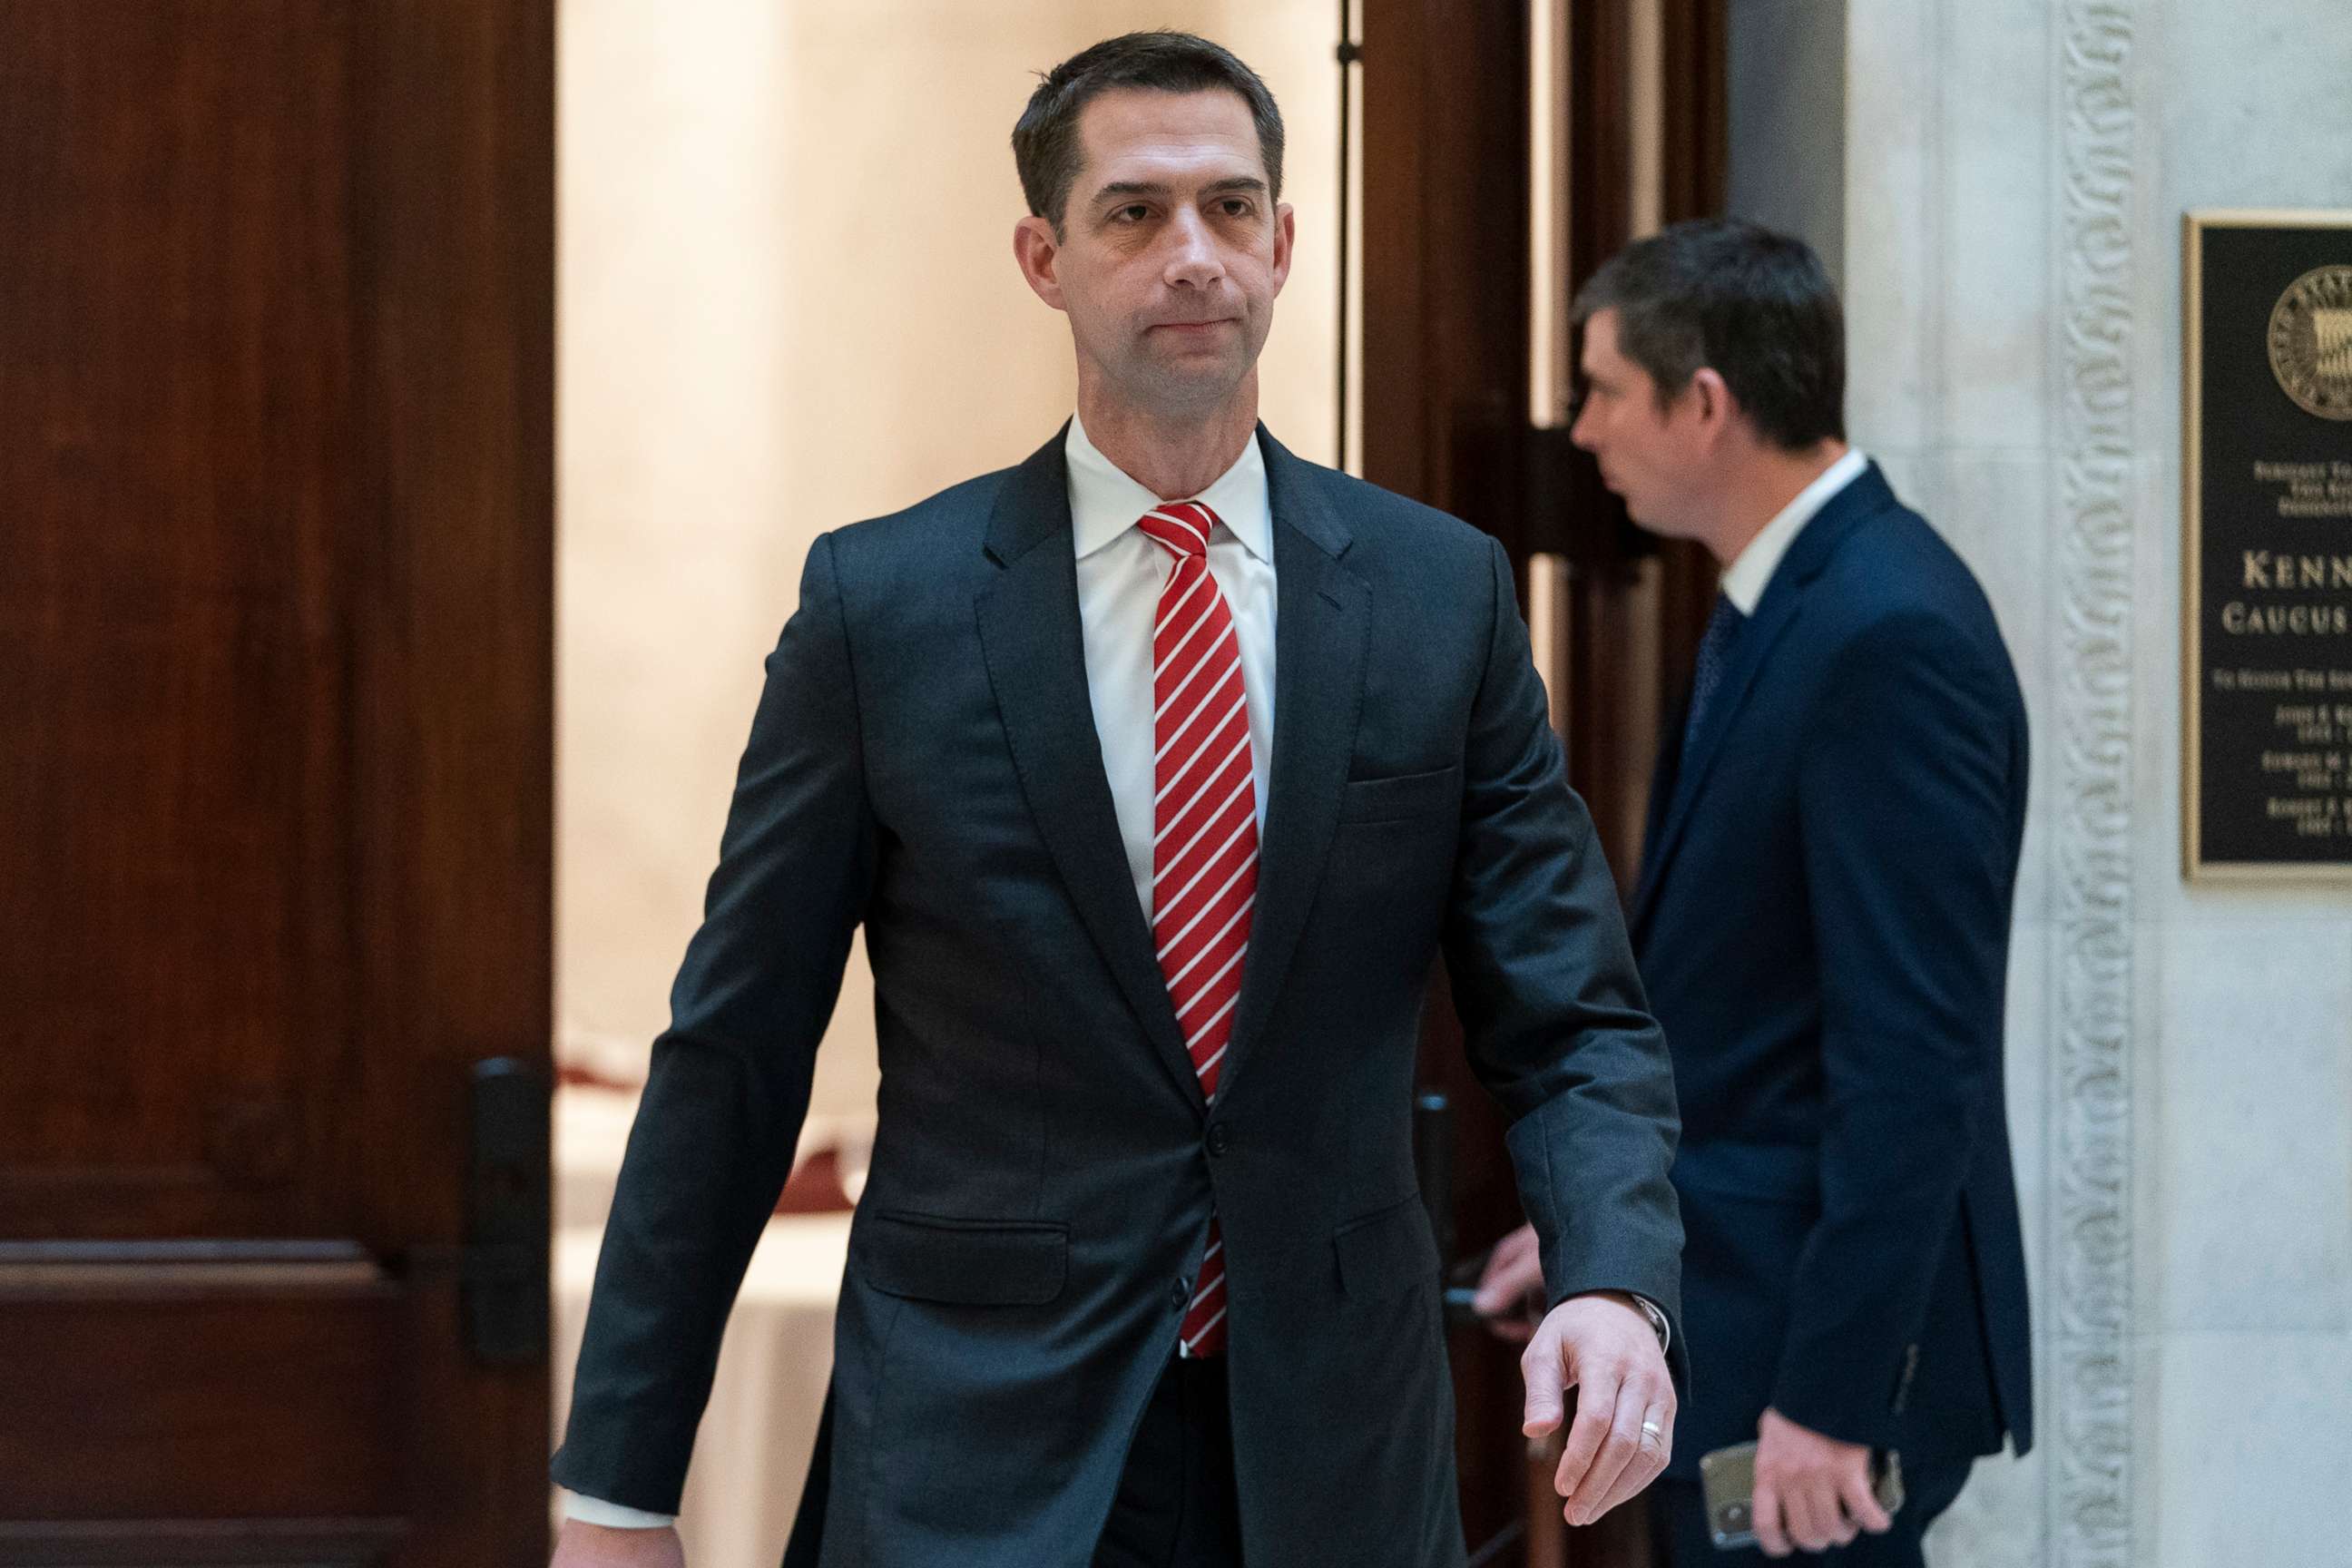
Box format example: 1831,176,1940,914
1569,397,1599,451
1162,207,1225,291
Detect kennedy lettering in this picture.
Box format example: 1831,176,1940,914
2239,551,2352,590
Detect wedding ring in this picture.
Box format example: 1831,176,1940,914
1640,1421,1665,1445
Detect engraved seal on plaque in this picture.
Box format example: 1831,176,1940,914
2268,263,2352,420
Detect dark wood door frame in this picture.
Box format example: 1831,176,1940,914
1357,3,1726,1563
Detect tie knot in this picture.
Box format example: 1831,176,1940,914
1136,501,1219,560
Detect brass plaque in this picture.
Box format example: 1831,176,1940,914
2184,211,2352,879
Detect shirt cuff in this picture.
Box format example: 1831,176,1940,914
564,1492,678,1529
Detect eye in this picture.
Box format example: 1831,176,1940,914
1218,198,1254,218
1111,203,1151,224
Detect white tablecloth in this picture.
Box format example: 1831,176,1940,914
554,1083,872,1233
553,1213,854,1566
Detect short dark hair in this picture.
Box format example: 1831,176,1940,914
1013,31,1285,235
1573,219,1846,450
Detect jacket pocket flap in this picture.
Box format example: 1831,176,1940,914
1332,1196,1437,1299
859,1212,1069,1306
1338,765,1463,823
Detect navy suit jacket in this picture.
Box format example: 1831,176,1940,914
1631,463,2034,1475
554,427,1686,1566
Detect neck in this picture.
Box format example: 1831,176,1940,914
1077,373,1261,500
1701,439,1850,568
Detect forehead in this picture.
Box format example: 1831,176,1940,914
1579,309,1632,371
1073,87,1266,193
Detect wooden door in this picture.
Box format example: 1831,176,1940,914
0,5,554,1563
1357,2,1725,1563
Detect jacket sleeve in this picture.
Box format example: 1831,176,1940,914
1441,534,1688,1388
1769,609,2019,1447
552,531,877,1513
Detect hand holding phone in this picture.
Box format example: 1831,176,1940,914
1699,1439,1903,1553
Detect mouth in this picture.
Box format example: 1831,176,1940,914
1147,318,1237,335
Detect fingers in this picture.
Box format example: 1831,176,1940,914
1639,1396,1674,1469
1781,1475,1850,1553
1472,1224,1544,1318
1752,1476,1791,1558
1558,1374,1639,1525
1610,1396,1674,1516
1769,1485,1853,1561
1762,1467,1857,1554
1838,1463,1896,1535
1525,1292,1676,1527
1779,1449,1881,1551
1751,1411,1877,1554
1572,1385,1674,1527
1549,1363,1620,1509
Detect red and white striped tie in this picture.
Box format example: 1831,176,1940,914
1137,499,1255,1359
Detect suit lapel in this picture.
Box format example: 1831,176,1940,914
1217,429,1366,1099
1630,465,1895,935
973,428,1197,1102
1632,709,1686,910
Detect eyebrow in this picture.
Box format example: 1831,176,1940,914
1090,175,1269,207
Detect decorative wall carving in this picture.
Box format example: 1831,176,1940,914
2053,4,2137,1566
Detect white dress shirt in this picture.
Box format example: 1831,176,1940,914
1715,447,1868,614
563,416,1279,1530
1067,412,1279,916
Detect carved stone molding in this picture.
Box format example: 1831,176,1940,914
2053,4,2137,1566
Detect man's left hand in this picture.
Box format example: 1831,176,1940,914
1749,1407,1894,1556
1520,1290,1676,1527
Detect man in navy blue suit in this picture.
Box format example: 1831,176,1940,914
1478,220,2033,1564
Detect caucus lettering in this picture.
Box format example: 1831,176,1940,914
2220,602,2352,634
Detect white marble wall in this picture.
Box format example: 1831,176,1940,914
1739,1,2352,1562
1725,0,1847,289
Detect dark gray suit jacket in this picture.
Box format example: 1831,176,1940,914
554,427,1685,1567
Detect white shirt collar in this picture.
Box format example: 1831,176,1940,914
1065,411,1273,564
1717,447,1869,614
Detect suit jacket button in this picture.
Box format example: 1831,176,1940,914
1173,1278,1192,1308
1206,1123,1230,1156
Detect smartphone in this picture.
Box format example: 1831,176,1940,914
1697,1441,1905,1552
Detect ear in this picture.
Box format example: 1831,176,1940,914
1269,201,1297,297
1688,367,1734,442
1014,214,1067,311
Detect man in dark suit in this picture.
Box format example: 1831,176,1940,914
1476,220,2033,1564
550,33,1686,1568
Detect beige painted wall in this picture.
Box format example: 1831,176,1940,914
557,2,1341,1128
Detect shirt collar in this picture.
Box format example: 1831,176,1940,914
1717,446,1869,615
1065,411,1273,564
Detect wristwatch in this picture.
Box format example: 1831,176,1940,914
1632,1293,1671,1352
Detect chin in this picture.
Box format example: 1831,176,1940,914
1132,362,1247,413
1636,514,1696,543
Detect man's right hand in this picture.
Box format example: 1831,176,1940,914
551,1520,686,1568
